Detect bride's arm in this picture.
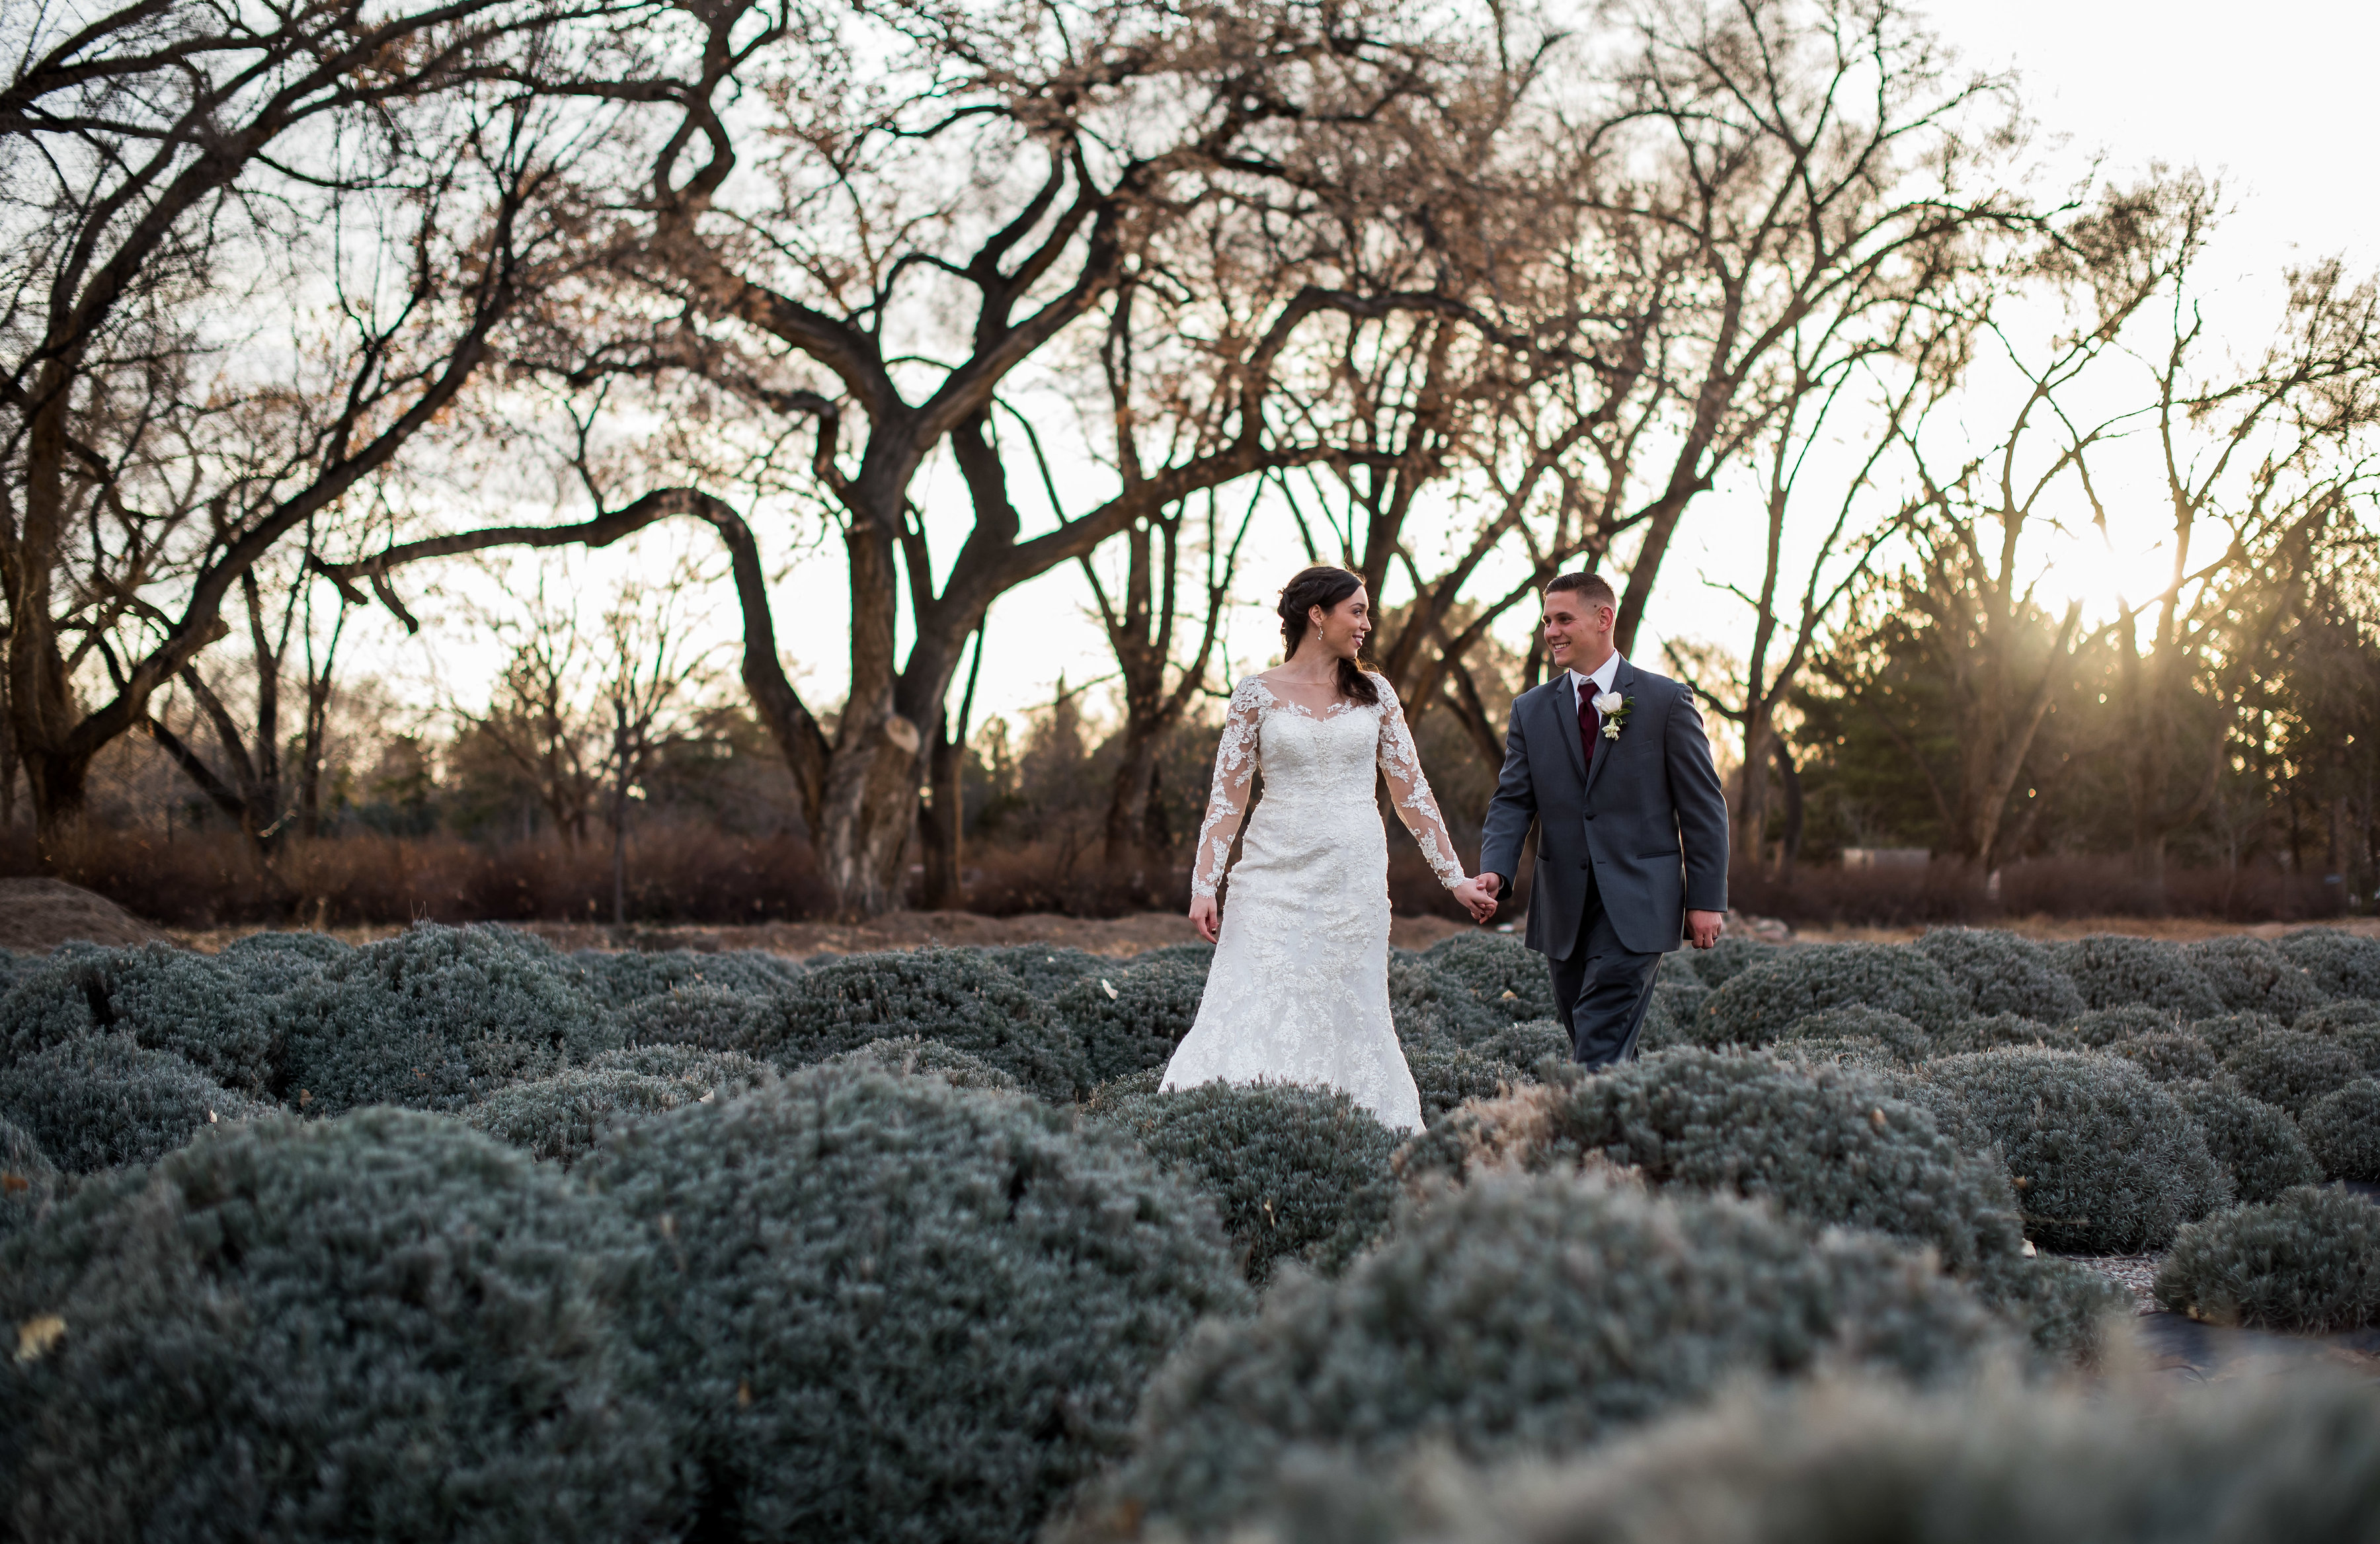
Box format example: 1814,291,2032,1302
1190,680,1264,900
1374,678,1467,889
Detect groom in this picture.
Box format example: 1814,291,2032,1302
1478,573,1729,1067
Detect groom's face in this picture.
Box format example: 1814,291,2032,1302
1541,589,1615,671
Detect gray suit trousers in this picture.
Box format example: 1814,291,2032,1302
1548,872,1661,1067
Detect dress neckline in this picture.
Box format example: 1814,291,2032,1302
1246,676,1378,721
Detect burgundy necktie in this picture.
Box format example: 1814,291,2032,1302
1577,681,1597,772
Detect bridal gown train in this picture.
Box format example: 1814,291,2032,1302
1160,671,1466,1132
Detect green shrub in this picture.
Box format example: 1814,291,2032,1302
1635,983,1707,1052
2221,1028,2363,1115
775,948,1084,1100
2182,1010,2283,1059
214,930,351,993
1051,958,1207,1086
1089,1080,1399,1284
1694,944,1963,1047
0,942,279,1094
462,1068,699,1167
1776,1006,1930,1064
1920,1049,2229,1252
2047,935,2223,1018
2276,928,2380,998
2154,1184,2380,1332
1401,1051,2022,1277
978,945,1109,999
1386,957,1503,1051
617,985,787,1057
584,1065,1246,1544
0,1110,677,1542
1928,1012,2074,1054
278,924,622,1116
587,1041,773,1092
2171,1078,2321,1204
2295,999,2380,1070
1406,1044,1527,1123
1914,928,2087,1023
1132,942,1216,971
1769,1036,1898,1072
1686,935,1776,987
580,946,802,1004
2109,1030,2218,1083
0,1116,56,1241
1202,1371,2380,1544
2061,1004,2176,1047
1422,933,1560,1024
829,1034,1025,1092
1468,1018,1571,1071
2297,1080,2380,1182
0,1035,268,1172
1082,1174,2001,1539
2182,936,2331,1020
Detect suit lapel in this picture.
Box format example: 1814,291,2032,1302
1549,674,1586,785
1581,657,1635,803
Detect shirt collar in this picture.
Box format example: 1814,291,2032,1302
1570,653,1623,700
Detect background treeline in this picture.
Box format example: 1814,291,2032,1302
4,0,2375,927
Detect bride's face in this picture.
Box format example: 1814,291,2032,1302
1308,587,1372,661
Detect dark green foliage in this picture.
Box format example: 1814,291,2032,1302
0,942,278,1094
2172,1078,2322,1204
2182,1010,2283,1059
1914,928,2087,1024
1928,1013,2073,1055
1402,1051,2022,1276
214,930,352,993
1636,982,1708,1051
1921,1049,2229,1252
617,986,787,1057
2109,1030,2218,1083
1204,1373,2380,1544
2221,1028,2364,1114
1776,1006,1930,1064
1686,934,1776,987
0,1035,266,1172
1051,958,1206,1085
2046,935,2224,1018
1467,1018,1571,1071
1421,932,1559,1024
1386,957,1503,1050
829,1035,1025,1092
2298,1081,2380,1182
1132,942,1216,972
588,1041,772,1092
2155,1184,2380,1332
583,1066,1248,1544
1085,1174,2001,1539
2296,999,2380,1071
1694,944,1963,1047
462,1068,699,1167
773,948,1083,1100
1769,1036,1898,1072
2182,936,2330,1020
978,945,1109,999
0,1116,56,1241
1406,1044,1526,1123
2061,1005,2176,1047
279,924,621,1116
0,1110,677,1542
581,947,802,1005
1089,1080,1398,1284
2276,928,2380,999
1980,1257,2134,1364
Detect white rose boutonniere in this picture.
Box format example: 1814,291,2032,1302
1593,691,1632,740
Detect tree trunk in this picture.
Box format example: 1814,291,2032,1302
1774,740,1804,883
1102,723,1164,870
1735,709,1774,872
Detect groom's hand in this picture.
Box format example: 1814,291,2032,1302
1477,873,1501,899
1686,909,1724,950
1451,877,1497,924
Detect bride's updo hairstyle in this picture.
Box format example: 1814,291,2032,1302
1277,565,1380,707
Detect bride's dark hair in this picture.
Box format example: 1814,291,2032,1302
1277,565,1380,706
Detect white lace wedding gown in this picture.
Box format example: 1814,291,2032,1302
1160,671,1466,1131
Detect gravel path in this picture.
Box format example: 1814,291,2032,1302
2055,1252,2162,1311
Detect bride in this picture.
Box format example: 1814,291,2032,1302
1163,565,1498,1131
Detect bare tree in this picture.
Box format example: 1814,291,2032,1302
595,563,721,922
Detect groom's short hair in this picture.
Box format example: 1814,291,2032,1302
1546,571,1617,613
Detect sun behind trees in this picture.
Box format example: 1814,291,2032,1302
3,0,2376,926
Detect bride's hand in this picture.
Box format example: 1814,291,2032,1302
1450,876,1497,924
1188,894,1220,943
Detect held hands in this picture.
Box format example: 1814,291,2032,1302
1188,894,1220,944
1451,875,1498,924
1686,909,1724,950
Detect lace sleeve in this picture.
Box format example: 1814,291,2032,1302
1190,679,1265,899
1374,674,1466,889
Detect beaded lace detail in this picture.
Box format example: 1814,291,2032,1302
1166,671,1462,1131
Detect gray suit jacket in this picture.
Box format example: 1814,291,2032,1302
1477,657,1729,957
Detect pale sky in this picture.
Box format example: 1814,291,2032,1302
340,1,2380,748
